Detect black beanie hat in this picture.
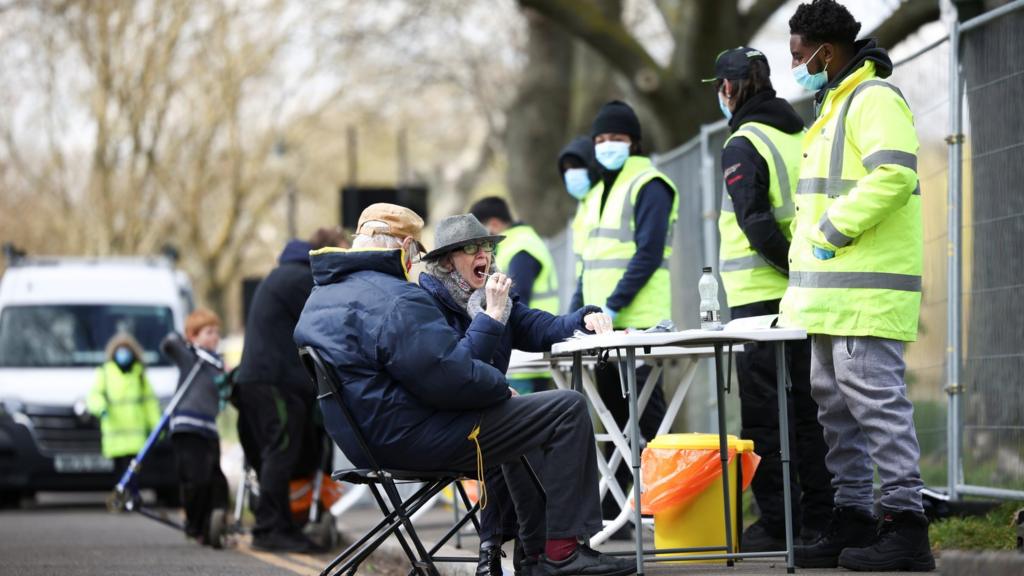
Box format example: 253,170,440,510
591,100,642,141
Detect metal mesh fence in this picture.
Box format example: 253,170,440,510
960,9,1024,493
888,40,952,489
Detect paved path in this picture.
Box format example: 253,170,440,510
0,492,402,576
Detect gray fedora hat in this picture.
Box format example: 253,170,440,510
422,214,505,261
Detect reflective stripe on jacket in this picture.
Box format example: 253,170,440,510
719,121,802,307
779,60,922,341
581,156,679,329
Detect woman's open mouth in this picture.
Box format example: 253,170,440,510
474,265,488,278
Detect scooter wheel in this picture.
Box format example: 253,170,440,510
304,511,339,550
106,490,127,513
207,508,227,550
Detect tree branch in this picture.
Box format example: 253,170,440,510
741,0,789,39
518,0,666,93
870,0,941,49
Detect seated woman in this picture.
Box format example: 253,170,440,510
418,213,612,576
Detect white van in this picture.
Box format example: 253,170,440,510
0,254,194,505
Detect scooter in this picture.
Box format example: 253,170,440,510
107,360,231,548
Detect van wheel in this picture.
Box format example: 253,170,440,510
0,490,23,509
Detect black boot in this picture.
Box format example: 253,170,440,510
740,520,787,552
476,540,504,576
838,509,935,572
794,506,876,568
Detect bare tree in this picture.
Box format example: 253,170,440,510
0,0,343,320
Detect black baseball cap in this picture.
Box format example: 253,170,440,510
702,46,769,83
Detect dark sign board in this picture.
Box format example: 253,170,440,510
340,185,429,230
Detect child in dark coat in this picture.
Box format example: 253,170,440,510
160,308,228,546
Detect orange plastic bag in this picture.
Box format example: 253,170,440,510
639,447,760,515
290,473,343,520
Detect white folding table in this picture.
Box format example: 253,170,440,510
549,327,807,575
510,347,717,545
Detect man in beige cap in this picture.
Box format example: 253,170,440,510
295,204,636,576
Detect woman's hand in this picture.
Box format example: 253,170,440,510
485,272,512,321
584,312,614,334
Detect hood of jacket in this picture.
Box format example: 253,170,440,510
558,136,599,184
816,38,893,106
278,239,313,265
310,248,408,287
729,89,806,134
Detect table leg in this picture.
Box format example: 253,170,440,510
714,344,735,566
625,347,644,575
572,352,583,392
776,342,796,574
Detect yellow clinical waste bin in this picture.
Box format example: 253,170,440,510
640,433,758,562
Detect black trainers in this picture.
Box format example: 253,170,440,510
740,521,787,552
794,506,876,568
838,509,936,572
535,545,635,576
251,530,320,553
476,540,504,576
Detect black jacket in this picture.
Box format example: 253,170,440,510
161,332,223,439
419,273,598,374
236,240,316,395
721,89,806,273
293,249,510,470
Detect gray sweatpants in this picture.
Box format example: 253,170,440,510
809,335,924,513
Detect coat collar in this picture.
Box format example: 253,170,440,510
310,247,408,286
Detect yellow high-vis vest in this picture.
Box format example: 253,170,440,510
581,156,679,329
87,361,162,459
495,224,559,315
779,61,922,341
718,121,803,308
571,187,599,282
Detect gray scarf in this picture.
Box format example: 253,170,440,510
426,261,512,325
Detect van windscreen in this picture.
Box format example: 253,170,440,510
0,305,174,367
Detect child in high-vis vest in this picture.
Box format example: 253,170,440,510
160,308,228,546
87,334,161,476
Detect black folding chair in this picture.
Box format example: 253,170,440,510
299,346,484,576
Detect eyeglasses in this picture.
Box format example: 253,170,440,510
460,241,495,255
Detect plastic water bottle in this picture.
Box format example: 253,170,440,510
699,266,722,331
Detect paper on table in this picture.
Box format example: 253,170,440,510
723,314,779,331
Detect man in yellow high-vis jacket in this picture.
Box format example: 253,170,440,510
581,100,679,534
780,1,933,572
471,196,559,394
709,46,833,553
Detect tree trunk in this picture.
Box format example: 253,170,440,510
504,9,574,236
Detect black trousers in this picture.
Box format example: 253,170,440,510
732,299,834,535
595,362,667,519
446,390,603,556
171,432,228,538
238,382,314,537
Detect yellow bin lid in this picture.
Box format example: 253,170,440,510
648,433,755,453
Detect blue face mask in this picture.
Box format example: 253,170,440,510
718,92,732,120
563,168,591,200
792,44,829,92
594,141,630,171
113,347,134,368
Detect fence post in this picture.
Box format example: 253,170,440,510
945,18,963,502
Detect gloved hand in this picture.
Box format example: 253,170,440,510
812,246,835,260
602,306,619,321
